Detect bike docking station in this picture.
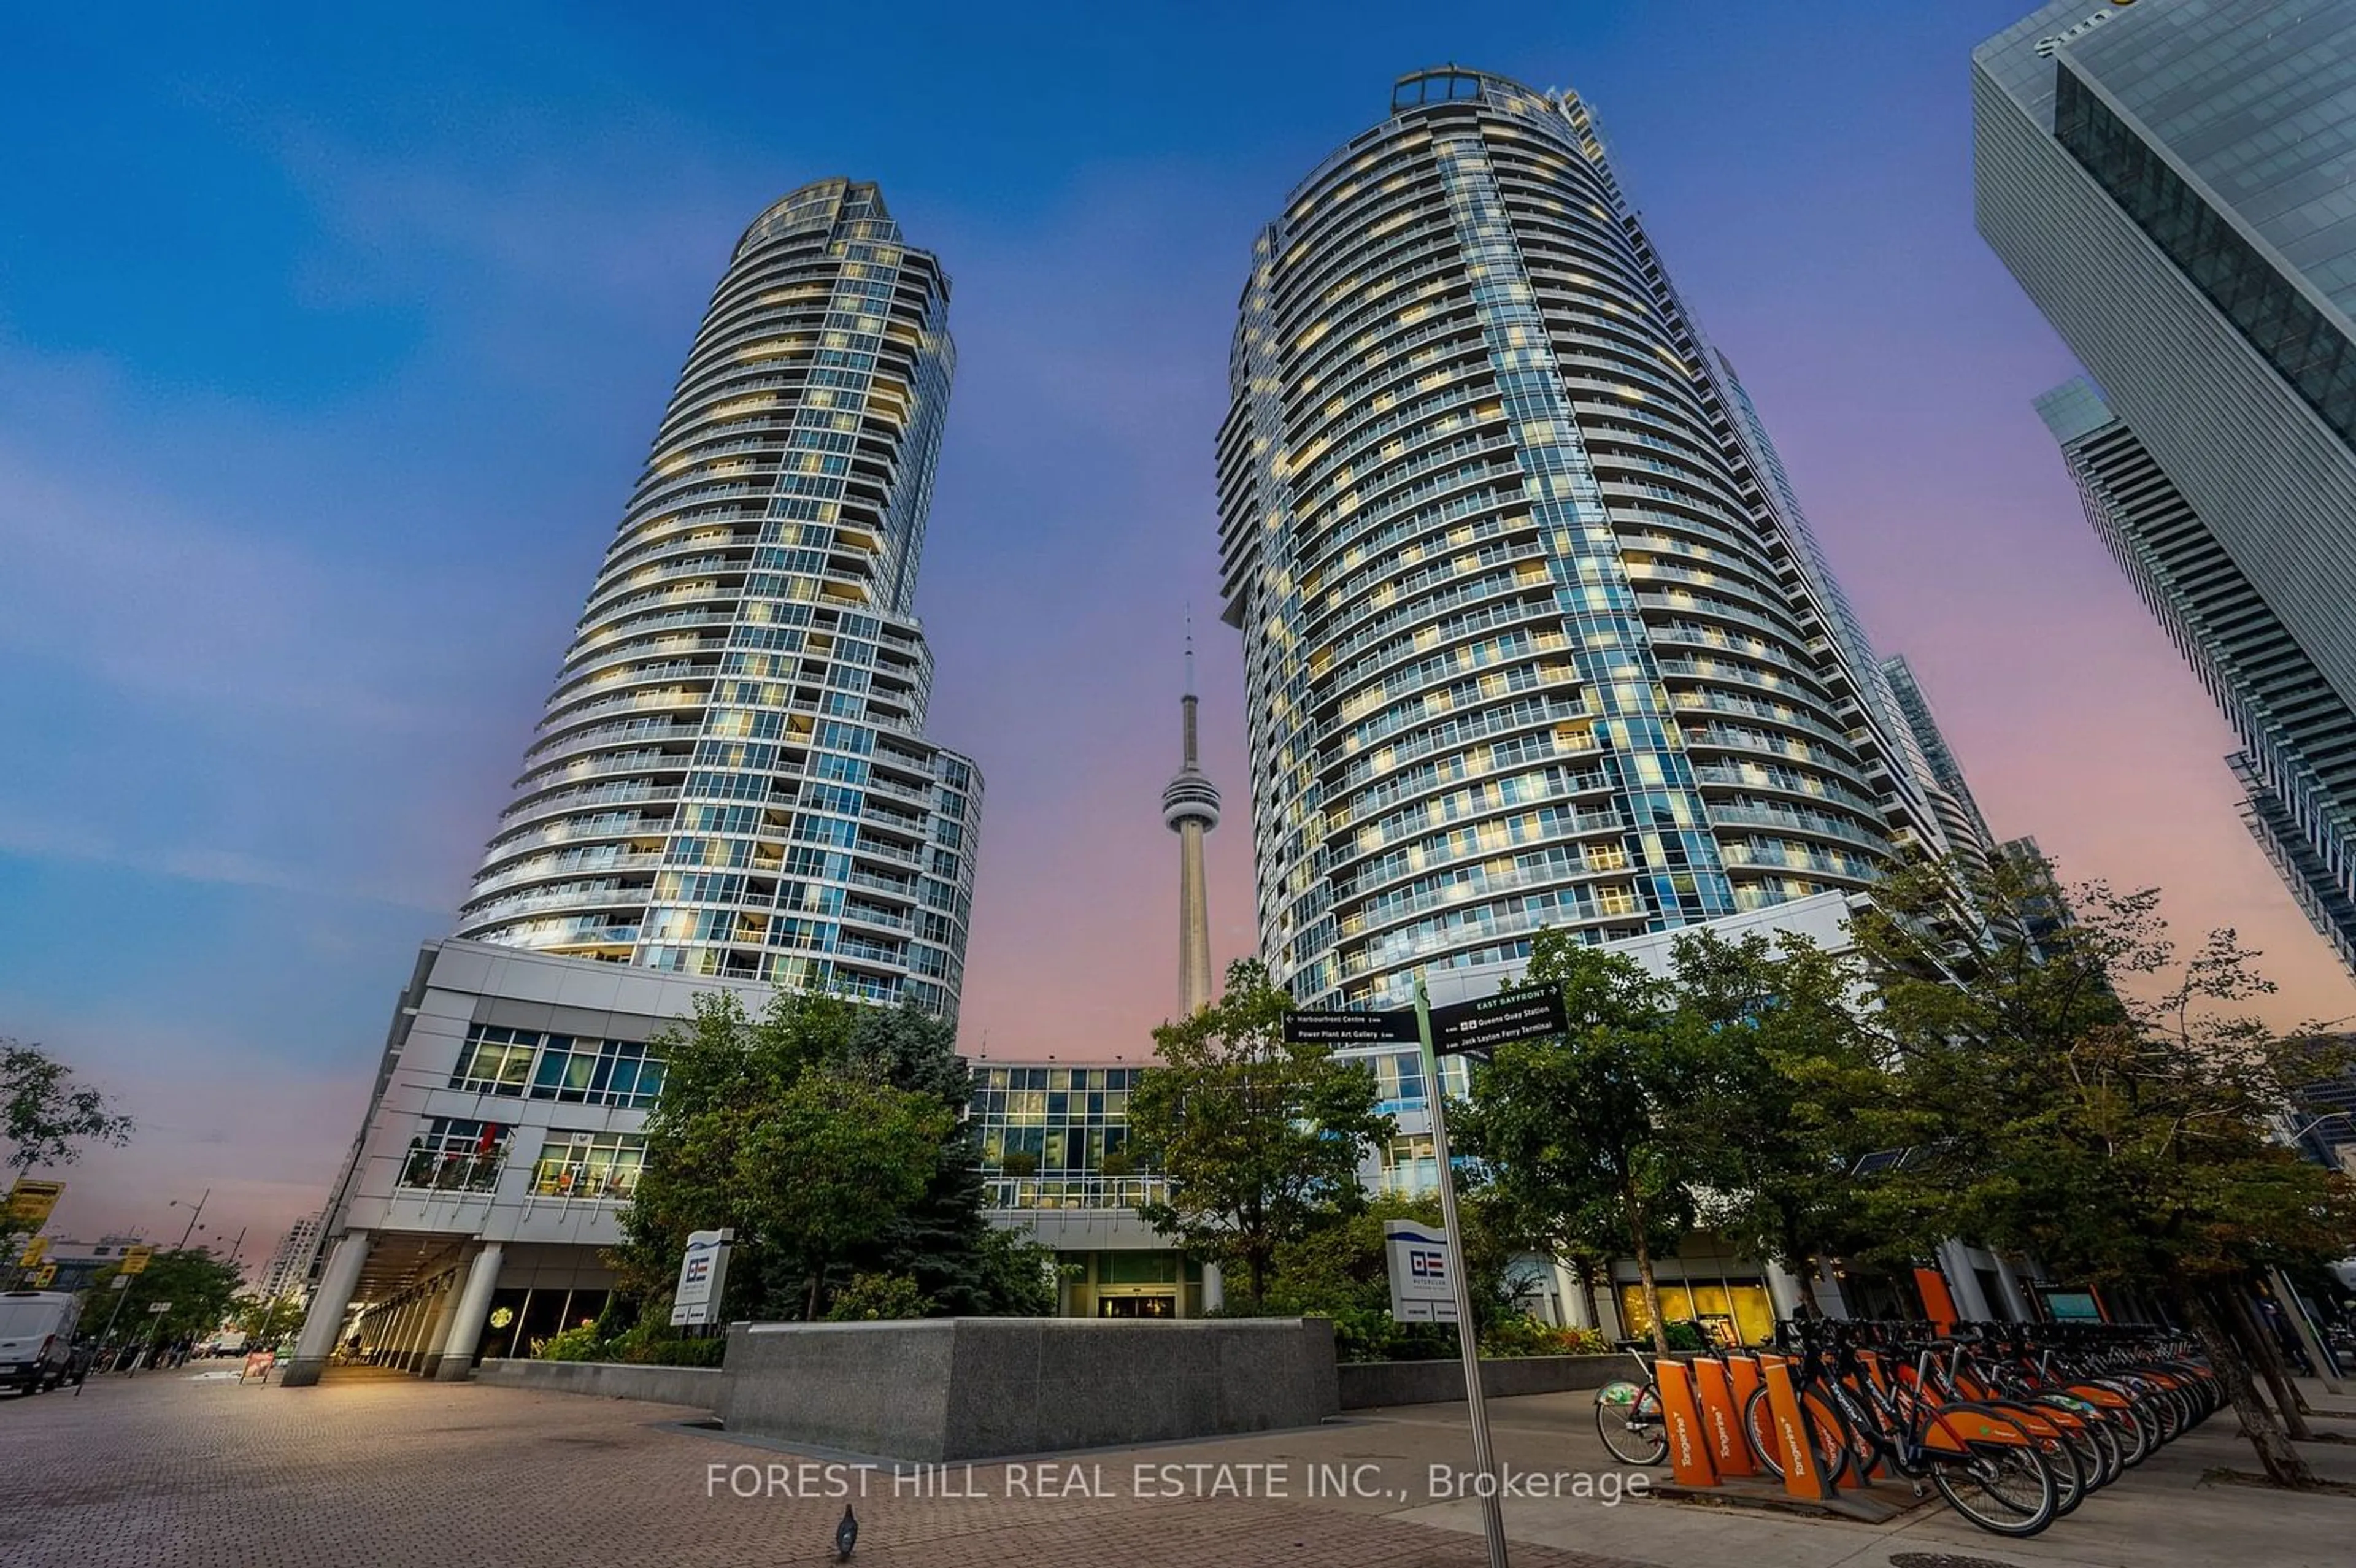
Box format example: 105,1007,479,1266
1648,1350,1929,1523
1285,975,1569,1568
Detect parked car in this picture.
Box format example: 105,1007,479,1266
0,1291,83,1394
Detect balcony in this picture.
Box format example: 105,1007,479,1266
397,1147,506,1196
982,1175,1170,1212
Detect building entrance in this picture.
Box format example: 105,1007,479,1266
1096,1294,1176,1319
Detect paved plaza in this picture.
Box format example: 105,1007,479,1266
2,1367,2352,1568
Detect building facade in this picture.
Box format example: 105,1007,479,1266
1215,67,1958,1010
255,1212,324,1304
1881,655,2000,867
1977,1,2356,978
287,181,986,1385
453,177,980,1019
2035,377,2356,972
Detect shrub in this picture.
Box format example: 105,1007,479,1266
1658,1319,1709,1353
534,1324,605,1362
824,1271,931,1321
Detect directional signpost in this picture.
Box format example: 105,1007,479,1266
1282,979,1564,1568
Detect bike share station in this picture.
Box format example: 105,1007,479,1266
1285,975,1570,1568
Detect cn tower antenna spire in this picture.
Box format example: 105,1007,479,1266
1163,613,1221,1015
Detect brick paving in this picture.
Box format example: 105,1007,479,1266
0,1370,1652,1568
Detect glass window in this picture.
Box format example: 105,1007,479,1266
530,1131,648,1201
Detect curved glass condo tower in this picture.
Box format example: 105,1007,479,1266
453,179,980,1018
1217,69,1956,1007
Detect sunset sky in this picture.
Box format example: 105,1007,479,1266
6,0,2350,1259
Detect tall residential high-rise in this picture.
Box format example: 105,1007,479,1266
1881,654,1999,866
1215,67,1958,1008
1976,2,2356,980
284,181,985,1386
2037,378,2356,973
453,177,980,1018
256,1212,325,1303
1162,634,1223,1015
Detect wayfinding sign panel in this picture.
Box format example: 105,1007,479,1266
1280,1009,1417,1046
1428,983,1566,1056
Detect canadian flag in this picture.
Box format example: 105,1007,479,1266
475,1124,502,1155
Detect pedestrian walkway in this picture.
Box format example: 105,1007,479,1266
3,1367,2349,1568
0,1371,1637,1568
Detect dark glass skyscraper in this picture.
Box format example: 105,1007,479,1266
1978,2,2356,978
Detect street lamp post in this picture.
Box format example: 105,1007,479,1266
170,1189,212,1250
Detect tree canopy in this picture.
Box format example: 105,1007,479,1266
1128,959,1393,1310
3,1038,132,1177
90,1247,242,1347
614,988,1053,1325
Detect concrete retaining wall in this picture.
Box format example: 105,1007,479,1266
1337,1353,1626,1409
475,1357,725,1410
718,1316,1339,1461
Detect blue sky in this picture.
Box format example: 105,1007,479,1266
6,1,2347,1258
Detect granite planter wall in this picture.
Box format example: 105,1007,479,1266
717,1316,1340,1461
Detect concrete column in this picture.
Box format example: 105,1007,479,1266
396,1294,431,1371
1990,1253,2034,1321
418,1275,464,1379
1201,1263,1223,1315
391,1301,415,1363
1941,1241,1994,1321
1762,1261,1803,1320
282,1228,372,1388
433,1242,504,1381
1553,1259,1595,1329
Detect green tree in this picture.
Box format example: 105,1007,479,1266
1852,857,2356,1486
90,1248,242,1350
1130,959,1393,1310
231,1291,306,1345
615,987,1053,1324
1455,932,1716,1355
3,1039,132,1177
739,1069,951,1317
1666,929,1897,1292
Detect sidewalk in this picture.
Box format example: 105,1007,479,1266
4,1367,2347,1568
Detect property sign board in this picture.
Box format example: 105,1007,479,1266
1280,1009,1417,1046
1383,1220,1460,1324
2,1178,64,1231
118,1245,154,1275
1428,983,1566,1057
147,1301,171,1314
669,1228,734,1328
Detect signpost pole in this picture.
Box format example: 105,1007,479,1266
77,1277,133,1396
1416,970,1509,1568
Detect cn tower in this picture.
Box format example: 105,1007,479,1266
1161,629,1223,1015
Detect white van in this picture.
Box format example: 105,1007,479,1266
0,1291,82,1394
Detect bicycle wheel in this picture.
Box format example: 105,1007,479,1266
1739,1383,1850,1486
1742,1383,1784,1477
1925,1408,2056,1539
1595,1382,1669,1466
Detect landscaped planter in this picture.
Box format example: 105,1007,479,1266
1336,1352,1628,1409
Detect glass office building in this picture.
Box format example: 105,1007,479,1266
2037,378,2356,974
1978,2,2356,978
1215,67,1956,1009
453,178,981,1019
